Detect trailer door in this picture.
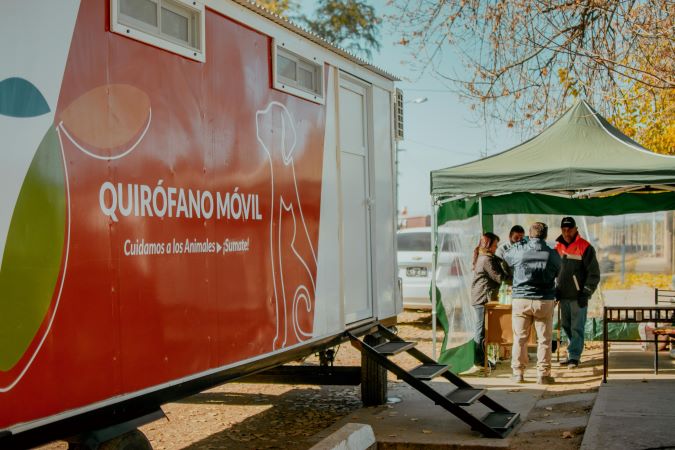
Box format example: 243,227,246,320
339,75,373,324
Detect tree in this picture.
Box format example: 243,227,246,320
298,0,381,60
390,0,674,150
256,0,296,16
608,43,674,154
258,0,381,60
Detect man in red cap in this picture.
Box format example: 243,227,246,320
555,217,600,368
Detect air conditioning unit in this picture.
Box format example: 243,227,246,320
395,88,404,141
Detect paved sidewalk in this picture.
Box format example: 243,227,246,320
581,347,675,450
308,376,544,449
581,378,675,450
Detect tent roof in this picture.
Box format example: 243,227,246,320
431,100,675,198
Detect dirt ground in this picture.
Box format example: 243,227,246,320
40,310,603,449
506,348,602,450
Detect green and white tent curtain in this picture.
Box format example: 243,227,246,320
429,100,675,373
430,215,481,371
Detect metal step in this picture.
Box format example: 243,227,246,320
481,411,520,432
348,329,520,439
408,363,448,380
373,341,416,355
445,388,486,406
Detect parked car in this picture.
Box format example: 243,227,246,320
397,227,465,310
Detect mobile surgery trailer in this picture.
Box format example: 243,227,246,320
0,0,400,446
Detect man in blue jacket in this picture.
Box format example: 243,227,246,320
504,222,562,384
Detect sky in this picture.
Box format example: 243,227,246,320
299,0,524,217
362,1,526,217
295,0,527,216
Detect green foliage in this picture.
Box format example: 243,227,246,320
257,0,296,16
297,0,381,60
257,0,381,60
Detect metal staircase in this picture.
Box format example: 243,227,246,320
348,324,520,438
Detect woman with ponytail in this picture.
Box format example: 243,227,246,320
465,232,510,375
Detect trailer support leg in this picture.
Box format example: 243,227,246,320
360,333,388,406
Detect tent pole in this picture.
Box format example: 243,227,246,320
652,212,657,257
479,196,483,231
621,215,626,284
431,196,438,360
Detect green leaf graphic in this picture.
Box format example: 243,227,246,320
0,126,65,371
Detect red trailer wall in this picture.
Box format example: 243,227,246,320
0,0,326,430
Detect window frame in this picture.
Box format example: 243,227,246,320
111,0,206,63
273,42,325,104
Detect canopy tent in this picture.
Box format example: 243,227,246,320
427,100,675,369
431,100,675,230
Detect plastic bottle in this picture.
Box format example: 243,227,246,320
499,283,507,304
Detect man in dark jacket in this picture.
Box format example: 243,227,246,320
555,217,600,369
495,225,525,260
504,222,561,384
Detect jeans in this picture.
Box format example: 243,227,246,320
511,298,555,376
473,304,486,366
560,299,587,360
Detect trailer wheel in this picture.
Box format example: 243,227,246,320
98,430,152,450
361,333,387,406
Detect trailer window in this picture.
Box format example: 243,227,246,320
274,45,325,104
277,54,297,81
162,5,190,42
112,0,205,62
121,0,158,27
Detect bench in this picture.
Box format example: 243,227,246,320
602,289,675,382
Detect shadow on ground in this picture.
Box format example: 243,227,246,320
179,385,363,450
398,311,434,330
174,392,280,406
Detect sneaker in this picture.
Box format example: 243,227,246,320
567,359,579,369
537,375,555,385
511,373,525,383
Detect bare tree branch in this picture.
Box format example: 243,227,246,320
388,0,675,137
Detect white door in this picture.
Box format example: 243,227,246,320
339,75,372,324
